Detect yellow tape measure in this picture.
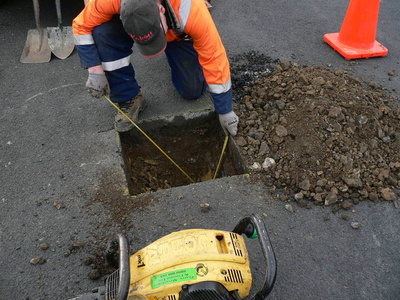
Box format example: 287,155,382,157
213,135,229,179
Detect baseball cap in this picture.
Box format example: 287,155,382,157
120,0,167,58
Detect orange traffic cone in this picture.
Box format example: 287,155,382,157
324,0,388,60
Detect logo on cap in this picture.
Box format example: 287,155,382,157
129,31,154,43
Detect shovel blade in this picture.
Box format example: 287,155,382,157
20,28,51,63
47,26,75,59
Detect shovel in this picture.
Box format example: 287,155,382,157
47,0,74,59
20,0,51,63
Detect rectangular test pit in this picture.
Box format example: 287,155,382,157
119,112,247,195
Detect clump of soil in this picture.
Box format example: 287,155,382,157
231,55,400,211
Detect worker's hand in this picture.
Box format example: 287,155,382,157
219,111,239,136
85,72,110,98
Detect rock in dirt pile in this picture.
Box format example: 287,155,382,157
231,55,400,211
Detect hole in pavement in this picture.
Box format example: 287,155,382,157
119,112,247,195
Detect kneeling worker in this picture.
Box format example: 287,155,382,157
73,0,239,135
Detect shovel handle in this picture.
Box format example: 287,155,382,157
32,0,41,29
55,0,63,27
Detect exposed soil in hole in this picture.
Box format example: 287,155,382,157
230,51,400,212
120,117,245,195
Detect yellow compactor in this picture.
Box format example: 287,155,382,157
69,214,276,300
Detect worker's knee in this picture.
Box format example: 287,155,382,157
178,85,206,100
173,76,207,100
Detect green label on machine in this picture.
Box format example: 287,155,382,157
151,268,197,289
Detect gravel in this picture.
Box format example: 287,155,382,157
230,52,400,212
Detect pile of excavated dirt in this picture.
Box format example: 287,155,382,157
230,52,400,211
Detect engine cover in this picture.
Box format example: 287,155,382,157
127,229,252,300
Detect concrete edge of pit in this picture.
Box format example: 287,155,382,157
132,108,217,131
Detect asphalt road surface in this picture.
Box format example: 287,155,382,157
0,0,399,299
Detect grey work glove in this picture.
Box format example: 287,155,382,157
219,111,239,136
85,72,110,98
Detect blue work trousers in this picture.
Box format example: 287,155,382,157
92,17,207,103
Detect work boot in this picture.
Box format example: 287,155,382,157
114,92,145,133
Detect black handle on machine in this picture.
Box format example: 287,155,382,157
233,214,277,300
116,233,130,300
105,233,130,300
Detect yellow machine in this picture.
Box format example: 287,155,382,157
127,229,251,299
69,214,276,300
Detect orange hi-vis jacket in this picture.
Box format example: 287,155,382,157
73,0,232,112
